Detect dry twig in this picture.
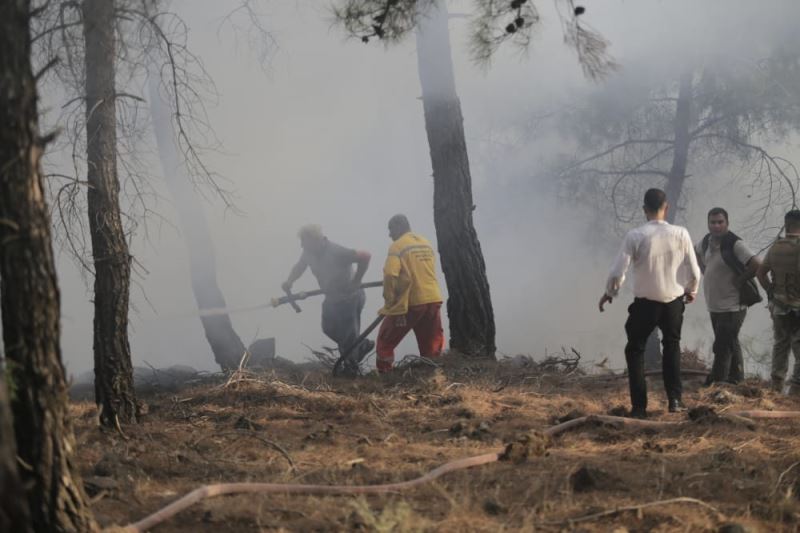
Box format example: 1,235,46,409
772,461,800,495
540,496,723,526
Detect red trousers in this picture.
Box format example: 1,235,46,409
376,302,444,373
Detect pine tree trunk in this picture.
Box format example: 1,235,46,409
0,377,29,533
0,1,97,529
644,70,694,370
147,77,245,371
664,71,694,219
83,0,138,425
416,0,496,358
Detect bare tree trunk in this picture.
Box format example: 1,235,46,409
416,0,496,358
147,77,245,371
644,70,694,370
0,1,97,529
664,71,694,219
83,0,138,425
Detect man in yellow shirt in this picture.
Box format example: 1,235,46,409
377,214,444,373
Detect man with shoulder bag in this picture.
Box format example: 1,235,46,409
695,207,762,385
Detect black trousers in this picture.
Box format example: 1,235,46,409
707,310,747,384
624,297,685,410
321,289,368,359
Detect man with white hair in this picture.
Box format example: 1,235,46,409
282,225,373,369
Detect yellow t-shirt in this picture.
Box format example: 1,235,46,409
380,232,443,315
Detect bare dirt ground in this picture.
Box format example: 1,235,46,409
72,353,800,532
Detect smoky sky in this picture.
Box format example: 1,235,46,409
37,0,799,376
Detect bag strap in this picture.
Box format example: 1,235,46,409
719,231,745,275
701,233,710,255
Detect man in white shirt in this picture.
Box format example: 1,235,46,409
599,188,701,418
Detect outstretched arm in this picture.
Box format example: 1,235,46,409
600,233,634,311
282,257,308,292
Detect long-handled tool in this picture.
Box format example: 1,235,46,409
332,314,384,377
270,281,383,311
282,287,303,313
181,281,383,319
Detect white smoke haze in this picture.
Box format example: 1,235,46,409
38,0,797,377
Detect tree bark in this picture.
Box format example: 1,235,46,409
415,0,496,358
147,76,246,371
0,377,29,533
0,1,97,529
644,70,694,370
83,0,138,425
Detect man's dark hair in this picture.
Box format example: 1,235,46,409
785,209,800,232
707,207,729,222
388,213,411,233
643,188,667,213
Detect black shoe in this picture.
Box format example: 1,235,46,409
668,399,687,413
629,407,647,419
339,361,360,378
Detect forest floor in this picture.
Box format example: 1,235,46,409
72,352,800,532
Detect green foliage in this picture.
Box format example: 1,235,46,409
332,0,615,76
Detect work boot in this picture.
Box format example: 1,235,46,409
668,399,687,413
629,406,647,419
339,360,360,378
788,382,800,397
771,378,784,393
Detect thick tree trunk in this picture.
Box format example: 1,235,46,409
0,1,97,529
83,0,138,425
416,0,496,358
0,377,29,533
644,70,694,370
147,77,245,371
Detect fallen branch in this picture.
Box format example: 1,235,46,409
189,430,295,471
730,410,800,419
541,496,723,526
544,415,681,437
589,369,710,380
543,410,800,438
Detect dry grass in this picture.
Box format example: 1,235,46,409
72,354,800,532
